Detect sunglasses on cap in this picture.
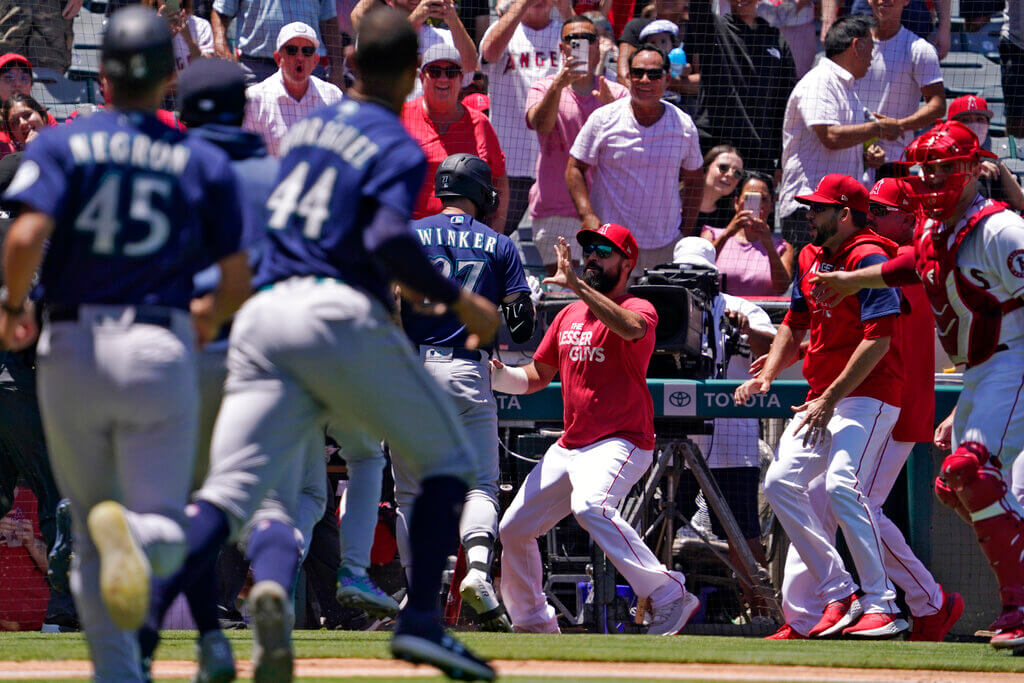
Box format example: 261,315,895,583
581,243,617,258
424,64,463,79
869,203,901,217
283,44,317,57
629,67,665,81
563,32,597,43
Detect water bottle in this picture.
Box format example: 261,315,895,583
668,46,687,79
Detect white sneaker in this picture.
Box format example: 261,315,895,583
87,501,151,630
459,571,512,632
647,573,700,636
249,581,293,683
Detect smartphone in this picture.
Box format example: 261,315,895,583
742,192,761,215
570,38,589,74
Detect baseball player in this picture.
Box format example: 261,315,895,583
0,7,249,681
736,174,908,639
767,177,963,641
492,224,701,636
141,9,499,681
810,121,1024,649
389,153,533,631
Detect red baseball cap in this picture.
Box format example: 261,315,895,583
869,177,917,211
795,174,870,214
462,93,490,113
0,53,31,73
577,223,639,261
947,94,993,122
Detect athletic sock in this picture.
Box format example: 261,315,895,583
407,475,467,612
462,533,494,577
246,520,301,590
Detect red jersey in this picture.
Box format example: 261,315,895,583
894,246,935,442
784,230,905,406
400,98,507,220
534,295,658,450
0,489,48,631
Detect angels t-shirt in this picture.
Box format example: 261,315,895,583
533,295,658,450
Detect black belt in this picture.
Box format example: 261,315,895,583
46,304,176,329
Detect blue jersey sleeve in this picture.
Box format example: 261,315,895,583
4,130,68,218
497,234,530,300
362,138,425,221
855,253,901,322
789,267,808,313
199,151,246,264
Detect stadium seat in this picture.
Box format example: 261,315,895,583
941,52,1002,97
957,17,1004,62
31,68,98,108
70,7,106,78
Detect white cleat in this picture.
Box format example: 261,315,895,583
250,581,293,683
87,501,151,630
459,572,512,632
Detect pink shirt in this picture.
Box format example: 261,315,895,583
525,75,629,219
533,296,658,450
704,226,789,297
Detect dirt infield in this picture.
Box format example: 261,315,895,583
2,659,1023,681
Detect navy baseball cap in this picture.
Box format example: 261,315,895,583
177,58,248,126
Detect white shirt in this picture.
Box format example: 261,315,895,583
570,96,703,249
243,71,344,157
173,16,215,73
1003,0,1024,49
855,27,942,164
481,20,563,177
779,58,867,219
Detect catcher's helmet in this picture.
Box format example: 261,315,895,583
102,7,174,88
434,153,499,217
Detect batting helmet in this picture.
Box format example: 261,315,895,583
101,7,174,89
434,153,499,217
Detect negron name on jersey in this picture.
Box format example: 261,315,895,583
415,226,499,254
68,131,191,175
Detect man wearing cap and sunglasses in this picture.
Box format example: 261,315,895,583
493,223,701,636
737,173,910,639
242,21,343,157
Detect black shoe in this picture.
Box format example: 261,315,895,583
47,499,72,594
391,612,495,681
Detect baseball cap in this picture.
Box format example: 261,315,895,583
276,22,320,52
869,177,916,211
672,236,717,269
795,174,870,214
947,94,993,122
422,42,462,68
0,53,31,73
639,19,679,40
177,58,247,126
577,223,639,261
462,92,490,112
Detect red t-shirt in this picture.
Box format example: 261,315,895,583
894,245,935,442
0,489,49,631
400,97,507,219
534,295,658,450
783,231,905,407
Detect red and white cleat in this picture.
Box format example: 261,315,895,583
908,590,964,642
809,594,862,638
990,628,1024,649
841,612,909,639
764,624,807,640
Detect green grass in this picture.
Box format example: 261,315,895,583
2,630,1024,673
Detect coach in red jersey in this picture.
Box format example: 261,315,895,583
736,174,909,639
491,223,700,636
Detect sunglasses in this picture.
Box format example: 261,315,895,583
716,163,743,178
582,243,616,259
283,45,317,57
805,203,837,215
869,203,901,217
629,67,665,81
563,32,597,43
424,64,463,79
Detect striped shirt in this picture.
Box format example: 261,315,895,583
243,70,344,157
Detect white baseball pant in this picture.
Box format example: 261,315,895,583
764,396,900,615
779,438,943,634
498,437,682,629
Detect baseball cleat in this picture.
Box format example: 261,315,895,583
764,624,807,640
459,571,512,632
250,581,293,683
47,498,73,594
808,594,862,638
647,583,700,636
908,590,964,642
841,612,909,639
193,630,236,683
87,501,151,630
391,617,495,681
512,617,560,634
991,628,1024,649
336,565,399,618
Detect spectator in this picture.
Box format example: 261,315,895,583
841,0,951,59
480,0,563,235
568,46,704,271
756,0,817,77
526,15,628,273
582,11,618,81
777,15,899,254
617,0,687,83
0,0,77,75
701,171,794,296
243,22,344,156
143,0,216,75
211,0,345,88
0,489,50,631
946,94,1024,211
401,44,510,233
854,0,944,182
0,53,31,103
686,0,797,176
1000,1,1024,138
697,145,743,230
2,93,50,150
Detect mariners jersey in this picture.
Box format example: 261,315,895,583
254,99,427,307
784,230,905,406
402,212,529,348
3,110,243,310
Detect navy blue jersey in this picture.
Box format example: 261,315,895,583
4,110,243,310
402,212,530,347
254,99,427,306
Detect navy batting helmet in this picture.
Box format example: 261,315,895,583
102,7,174,88
434,153,499,216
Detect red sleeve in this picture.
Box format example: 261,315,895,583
622,296,658,342
782,309,810,332
880,250,920,286
863,313,898,339
478,115,507,178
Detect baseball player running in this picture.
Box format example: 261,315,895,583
492,224,701,636
0,7,249,681
737,174,908,639
767,177,963,641
144,9,500,681
810,121,1024,649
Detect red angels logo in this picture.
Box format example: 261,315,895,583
1008,249,1024,278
